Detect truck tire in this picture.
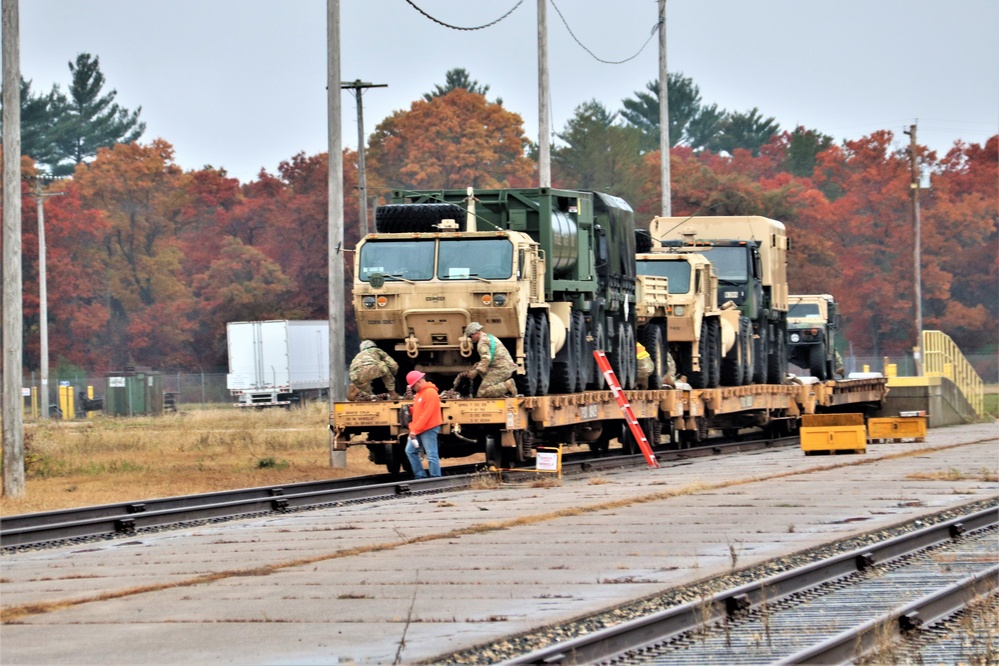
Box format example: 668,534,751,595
640,323,666,390
374,203,466,233
768,327,787,384
809,342,827,380
572,312,588,392
720,318,745,387
550,313,582,394
587,318,606,391
752,325,768,384
706,318,721,388
623,322,638,390
517,314,540,396
534,311,552,396
740,317,753,385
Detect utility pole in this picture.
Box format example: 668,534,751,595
340,79,386,237
537,0,551,188
327,0,347,467
658,0,671,216
904,123,922,374
30,180,65,420
2,0,25,497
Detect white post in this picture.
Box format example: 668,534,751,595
537,0,551,188
658,0,671,216
328,0,347,468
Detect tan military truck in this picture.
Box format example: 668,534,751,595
636,244,753,388
650,215,789,384
787,294,840,380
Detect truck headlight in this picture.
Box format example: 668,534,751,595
363,296,376,309
673,305,685,316
790,332,800,343
493,293,507,306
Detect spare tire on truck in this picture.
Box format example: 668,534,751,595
375,203,466,233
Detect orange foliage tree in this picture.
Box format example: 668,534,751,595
366,88,535,192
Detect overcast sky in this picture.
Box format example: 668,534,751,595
12,0,999,183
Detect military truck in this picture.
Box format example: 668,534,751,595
787,294,840,380
635,238,753,388
355,187,637,400
650,215,789,384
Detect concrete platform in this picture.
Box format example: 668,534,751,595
1,421,996,665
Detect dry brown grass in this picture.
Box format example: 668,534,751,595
1,403,393,516
906,467,998,482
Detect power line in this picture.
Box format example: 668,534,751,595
549,0,660,65
403,0,524,31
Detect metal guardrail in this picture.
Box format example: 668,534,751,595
923,329,985,416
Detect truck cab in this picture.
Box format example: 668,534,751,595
787,294,840,380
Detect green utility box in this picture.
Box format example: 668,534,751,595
104,369,164,416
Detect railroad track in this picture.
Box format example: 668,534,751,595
496,507,999,665
0,436,796,550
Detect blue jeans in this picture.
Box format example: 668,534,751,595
405,426,440,478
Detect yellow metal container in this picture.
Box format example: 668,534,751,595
867,415,927,442
800,413,867,454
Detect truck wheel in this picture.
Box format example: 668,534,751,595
720,318,744,387
588,318,606,391
707,318,722,388
572,312,588,392
640,323,666,390
752,325,768,384
740,318,753,385
374,203,466,233
550,314,579,394
534,311,552,396
518,314,540,396
621,322,638,390
809,342,827,380
768,328,787,384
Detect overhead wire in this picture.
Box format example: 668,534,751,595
549,0,661,65
402,0,524,31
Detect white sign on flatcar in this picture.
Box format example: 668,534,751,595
109,377,126,387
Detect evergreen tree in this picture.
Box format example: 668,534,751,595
620,74,708,152
707,107,780,156
553,100,641,197
0,78,66,171
782,126,834,177
52,53,145,175
423,68,500,104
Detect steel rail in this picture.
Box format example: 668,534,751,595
0,435,798,549
776,563,999,665
500,506,999,665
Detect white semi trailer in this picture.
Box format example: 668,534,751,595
226,320,329,407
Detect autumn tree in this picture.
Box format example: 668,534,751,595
367,88,534,190
73,139,193,368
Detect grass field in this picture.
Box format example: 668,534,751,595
0,403,404,516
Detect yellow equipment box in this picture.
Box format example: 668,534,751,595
801,413,867,455
867,414,927,443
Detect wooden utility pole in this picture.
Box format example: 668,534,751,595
537,0,551,188
328,0,347,467
904,123,922,373
30,181,65,420
2,0,25,497
658,0,671,216
341,79,386,237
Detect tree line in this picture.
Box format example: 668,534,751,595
3,62,996,378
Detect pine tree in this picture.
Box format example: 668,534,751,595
0,78,65,171
52,53,145,175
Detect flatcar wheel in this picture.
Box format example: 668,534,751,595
484,433,503,470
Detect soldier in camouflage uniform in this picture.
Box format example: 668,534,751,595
347,340,400,401
636,342,655,389
461,322,518,398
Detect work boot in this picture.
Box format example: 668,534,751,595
388,390,400,399
504,378,517,396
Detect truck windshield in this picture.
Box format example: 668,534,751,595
636,259,691,293
789,303,822,319
358,240,435,281
703,246,748,281
438,238,513,279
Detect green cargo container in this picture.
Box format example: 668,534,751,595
104,370,164,416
